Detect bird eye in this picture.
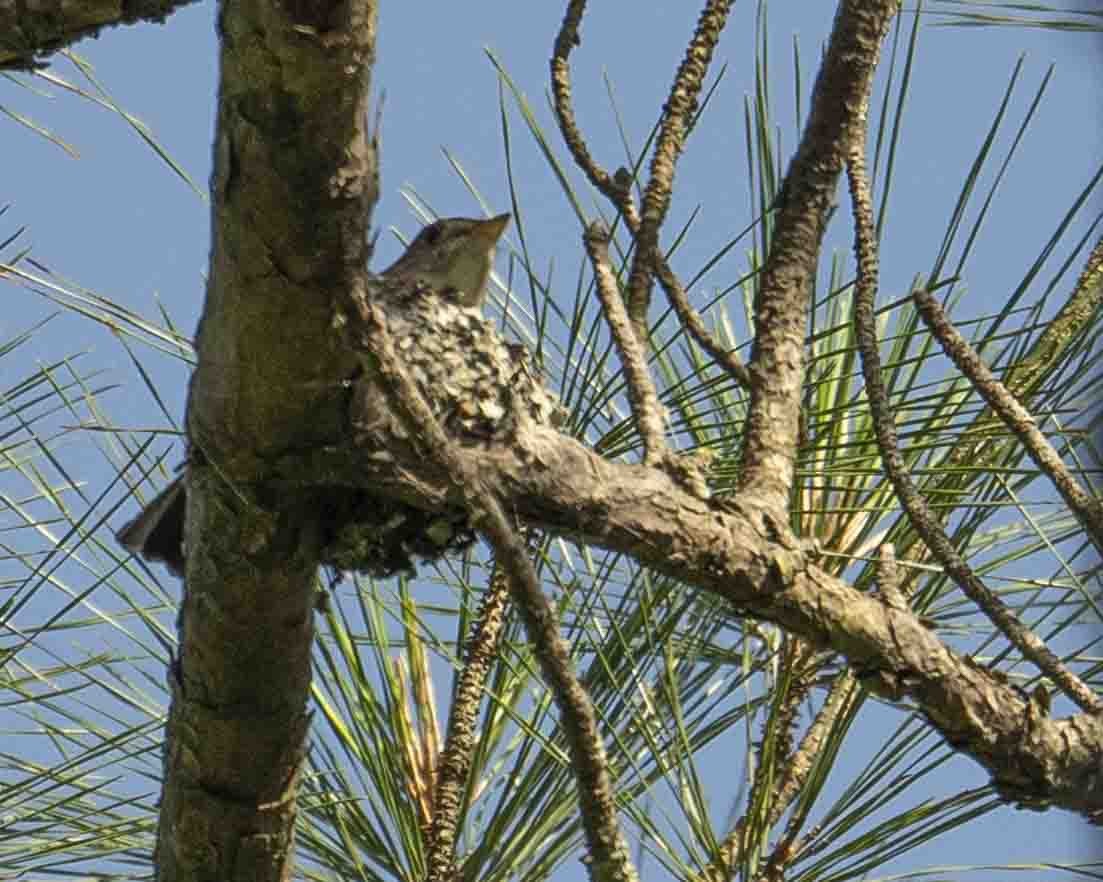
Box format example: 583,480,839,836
422,222,443,245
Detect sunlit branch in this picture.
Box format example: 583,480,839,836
847,88,1101,715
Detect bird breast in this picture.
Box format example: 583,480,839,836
355,277,564,445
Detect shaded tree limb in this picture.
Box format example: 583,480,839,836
154,1,380,879
891,234,1103,595
999,229,1103,398
0,0,199,68
742,548,908,878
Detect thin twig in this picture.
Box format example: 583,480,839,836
584,222,668,465
550,0,751,393
351,297,640,882
653,257,752,388
694,650,854,882
738,638,816,881
550,0,639,228
425,559,514,882
846,105,1102,714
913,285,1103,555
760,673,859,879
622,0,736,339
935,233,1103,477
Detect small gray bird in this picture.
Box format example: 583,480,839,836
117,213,561,576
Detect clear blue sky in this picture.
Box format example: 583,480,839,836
3,1,1100,877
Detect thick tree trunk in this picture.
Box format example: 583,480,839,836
153,2,378,879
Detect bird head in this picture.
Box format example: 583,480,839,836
383,213,511,309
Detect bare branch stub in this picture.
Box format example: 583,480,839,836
583,222,669,465
874,544,907,611
151,3,381,879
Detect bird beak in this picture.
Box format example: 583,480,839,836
470,213,511,245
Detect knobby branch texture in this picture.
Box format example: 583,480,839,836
274,417,1103,821
935,231,1103,477
583,223,668,466
913,285,1103,554
845,75,1100,715
425,562,513,882
622,0,736,339
739,0,901,513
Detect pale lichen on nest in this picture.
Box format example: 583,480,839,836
332,275,566,577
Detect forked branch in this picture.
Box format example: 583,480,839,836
551,0,750,392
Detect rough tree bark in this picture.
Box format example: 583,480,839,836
151,1,378,879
